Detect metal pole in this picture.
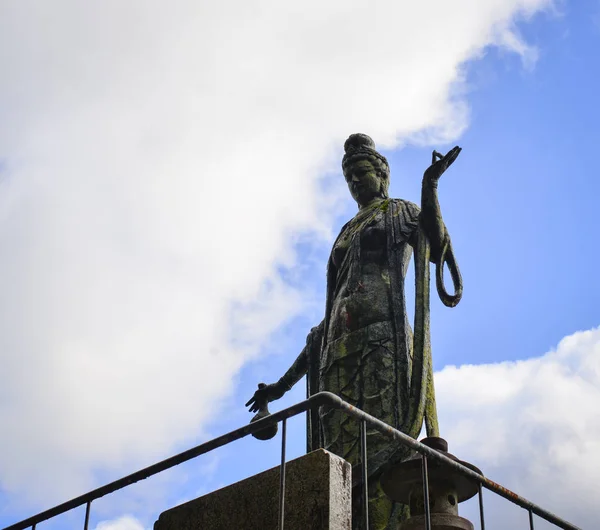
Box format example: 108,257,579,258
529,508,535,530
360,420,369,530
83,501,91,530
478,483,485,530
4,392,582,530
4,394,322,530
278,419,287,530
328,394,581,530
421,454,432,530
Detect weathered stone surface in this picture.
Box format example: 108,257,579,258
153,448,351,530
401,514,474,530
245,135,465,529
382,438,478,530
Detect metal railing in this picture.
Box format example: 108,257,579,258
3,392,581,530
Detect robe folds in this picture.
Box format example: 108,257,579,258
304,198,438,529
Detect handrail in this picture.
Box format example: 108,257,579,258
3,392,581,530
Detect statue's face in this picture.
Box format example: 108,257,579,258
346,159,382,206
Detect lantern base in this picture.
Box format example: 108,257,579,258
400,513,474,530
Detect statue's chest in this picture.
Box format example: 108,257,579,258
332,211,387,269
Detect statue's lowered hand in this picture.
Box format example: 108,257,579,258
424,146,461,186
245,382,285,413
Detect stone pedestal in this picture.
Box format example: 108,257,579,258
154,449,352,530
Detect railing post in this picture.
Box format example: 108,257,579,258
2,392,582,530
83,501,91,530
278,418,287,530
360,420,369,530
421,454,431,530
478,483,485,530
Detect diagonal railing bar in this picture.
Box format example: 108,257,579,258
333,396,582,530
3,392,581,530
3,393,331,530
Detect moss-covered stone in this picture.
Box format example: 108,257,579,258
246,135,464,529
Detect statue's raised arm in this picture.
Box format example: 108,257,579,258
420,147,463,307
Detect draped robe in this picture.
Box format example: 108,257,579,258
301,198,439,529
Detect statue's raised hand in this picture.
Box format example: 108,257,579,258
424,146,461,187
245,382,286,413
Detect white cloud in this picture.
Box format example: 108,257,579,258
94,515,145,530
436,326,600,529
0,0,553,512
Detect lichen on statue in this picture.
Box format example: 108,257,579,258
246,133,463,530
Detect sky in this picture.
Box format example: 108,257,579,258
0,1,599,529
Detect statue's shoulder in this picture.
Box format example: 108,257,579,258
389,198,420,217
387,199,420,243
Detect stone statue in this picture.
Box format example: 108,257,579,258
246,133,463,529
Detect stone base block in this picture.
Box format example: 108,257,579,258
154,448,351,530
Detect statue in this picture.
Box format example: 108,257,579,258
246,133,463,529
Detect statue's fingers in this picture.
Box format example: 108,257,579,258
245,396,255,407
444,146,460,159
445,147,461,166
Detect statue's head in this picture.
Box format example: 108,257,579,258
342,134,390,207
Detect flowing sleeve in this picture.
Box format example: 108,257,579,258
401,199,440,438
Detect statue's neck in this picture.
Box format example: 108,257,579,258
358,196,387,211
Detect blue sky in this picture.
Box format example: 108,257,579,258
1,1,599,530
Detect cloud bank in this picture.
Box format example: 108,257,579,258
0,0,553,511
97,326,600,529
436,326,600,529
